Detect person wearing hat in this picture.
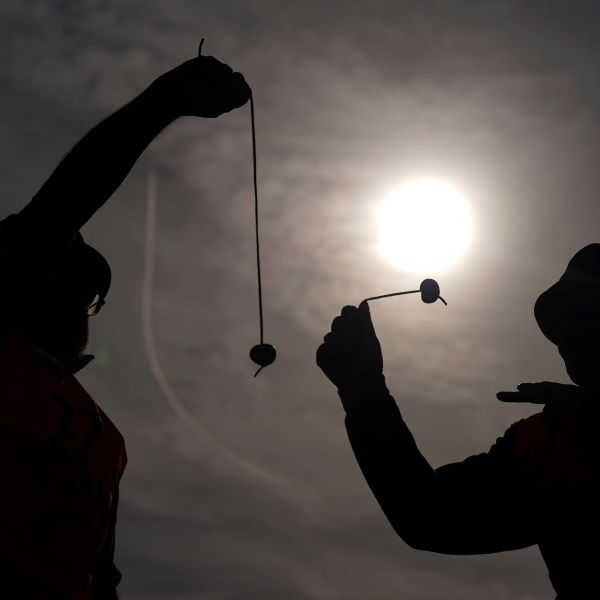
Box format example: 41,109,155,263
0,51,250,598
317,247,600,599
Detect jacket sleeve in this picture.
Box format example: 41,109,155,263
344,391,538,554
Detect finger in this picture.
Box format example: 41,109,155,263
316,342,342,371
208,56,234,74
199,56,234,78
229,74,251,105
517,382,560,391
316,342,330,369
496,391,520,402
323,331,342,351
331,316,344,333
331,310,361,343
316,342,330,362
496,390,546,404
218,83,251,113
231,71,250,89
225,72,250,93
341,305,359,318
515,383,553,398
517,383,536,391
358,300,377,336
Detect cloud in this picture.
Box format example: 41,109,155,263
3,0,596,597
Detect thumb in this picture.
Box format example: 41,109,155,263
358,300,371,319
358,300,376,335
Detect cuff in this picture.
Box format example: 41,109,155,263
338,375,396,416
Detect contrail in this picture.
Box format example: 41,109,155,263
141,170,306,494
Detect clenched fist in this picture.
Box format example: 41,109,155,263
317,302,385,399
151,52,251,119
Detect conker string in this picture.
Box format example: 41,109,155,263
250,93,264,348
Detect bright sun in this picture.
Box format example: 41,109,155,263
377,179,473,273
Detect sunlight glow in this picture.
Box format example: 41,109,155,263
377,179,473,273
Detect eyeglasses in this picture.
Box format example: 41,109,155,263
86,296,106,317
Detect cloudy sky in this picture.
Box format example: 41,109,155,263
4,1,600,598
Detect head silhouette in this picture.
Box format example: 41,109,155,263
20,233,110,373
535,244,600,387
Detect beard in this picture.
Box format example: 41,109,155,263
21,303,90,373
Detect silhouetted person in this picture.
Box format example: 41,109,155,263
317,247,600,599
1,50,250,598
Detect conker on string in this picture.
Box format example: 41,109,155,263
420,278,441,304
363,278,446,305
250,344,276,368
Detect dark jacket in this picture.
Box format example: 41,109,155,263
344,389,600,599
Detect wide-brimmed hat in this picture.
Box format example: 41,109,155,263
535,244,600,345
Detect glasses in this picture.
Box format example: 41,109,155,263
86,296,106,317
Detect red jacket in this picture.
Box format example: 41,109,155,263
0,327,126,598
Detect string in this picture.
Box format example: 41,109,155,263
142,170,304,491
199,37,266,355
250,94,265,347
364,289,447,305
363,290,420,303
198,39,267,373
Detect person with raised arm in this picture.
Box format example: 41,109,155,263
0,47,250,599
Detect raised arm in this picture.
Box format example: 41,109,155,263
317,303,537,554
19,51,250,248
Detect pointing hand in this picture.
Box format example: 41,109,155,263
496,381,580,404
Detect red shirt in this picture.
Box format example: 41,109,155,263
0,327,126,598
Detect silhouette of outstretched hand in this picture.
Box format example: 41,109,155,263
496,381,580,404
153,54,251,119
317,302,384,394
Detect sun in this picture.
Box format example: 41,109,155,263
377,179,473,273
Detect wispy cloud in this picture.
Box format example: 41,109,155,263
2,1,594,597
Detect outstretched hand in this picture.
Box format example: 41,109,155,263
496,381,580,404
153,47,251,119
317,302,384,393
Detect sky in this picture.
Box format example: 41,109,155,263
3,1,600,598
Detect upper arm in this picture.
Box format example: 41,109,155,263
346,402,537,555
398,423,537,554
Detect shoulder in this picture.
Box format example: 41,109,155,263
488,416,539,455
511,412,547,456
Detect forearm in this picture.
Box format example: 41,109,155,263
22,80,176,233
343,382,438,547
344,385,536,554
320,304,535,555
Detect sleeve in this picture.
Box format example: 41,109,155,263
91,487,122,600
344,391,538,554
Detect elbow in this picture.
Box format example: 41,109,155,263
395,528,432,552
387,513,435,551
384,503,448,552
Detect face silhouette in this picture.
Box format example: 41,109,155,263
22,266,94,372
556,319,600,387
